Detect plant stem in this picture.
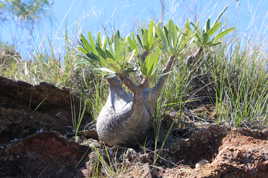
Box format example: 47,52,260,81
118,72,139,93
154,55,176,97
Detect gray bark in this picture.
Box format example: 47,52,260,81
96,56,176,146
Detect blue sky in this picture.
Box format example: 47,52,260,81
1,0,268,59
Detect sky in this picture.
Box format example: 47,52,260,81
1,0,268,59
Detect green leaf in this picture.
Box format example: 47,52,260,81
185,20,191,32
206,18,211,32
104,49,114,59
163,26,170,46
127,33,138,50
116,30,121,38
156,24,167,50
142,49,160,77
95,46,107,59
190,22,200,33
143,29,149,50
207,21,222,36
202,32,209,44
77,47,88,55
102,36,108,49
169,20,180,47
100,58,121,72
184,20,194,39
136,34,143,48
213,27,235,42
80,34,93,52
147,21,155,48
87,32,96,52
208,42,222,46
96,32,102,47
194,32,202,44
86,52,100,61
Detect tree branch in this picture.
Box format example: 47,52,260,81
154,55,176,97
139,78,149,89
186,47,203,66
118,73,138,93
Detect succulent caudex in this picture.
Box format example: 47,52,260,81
96,56,175,146
78,17,233,145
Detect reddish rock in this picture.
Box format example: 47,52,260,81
0,76,92,144
0,132,89,178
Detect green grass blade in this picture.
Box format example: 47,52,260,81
215,6,228,22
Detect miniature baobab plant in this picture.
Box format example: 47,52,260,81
78,17,234,146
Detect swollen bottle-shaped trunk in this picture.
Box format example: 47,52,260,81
96,56,176,146
96,77,153,146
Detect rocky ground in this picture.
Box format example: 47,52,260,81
0,76,267,178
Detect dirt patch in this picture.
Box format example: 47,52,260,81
161,129,268,178
198,131,268,178
169,125,228,165
83,126,268,178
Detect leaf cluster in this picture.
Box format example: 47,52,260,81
78,10,234,81
190,7,235,48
